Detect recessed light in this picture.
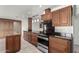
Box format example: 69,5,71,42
40,5,42,7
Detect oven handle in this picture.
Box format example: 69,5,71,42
37,36,48,41
37,43,48,49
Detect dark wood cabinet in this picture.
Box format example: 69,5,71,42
31,33,38,46
23,31,37,46
24,31,28,41
41,13,52,21
24,31,32,43
52,10,60,26
28,17,32,31
52,6,72,26
41,14,46,21
59,6,72,26
13,35,20,52
41,8,52,21
28,32,32,43
6,35,21,53
49,36,72,53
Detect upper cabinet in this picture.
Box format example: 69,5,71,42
52,10,60,26
41,8,52,21
41,6,72,26
59,6,72,26
52,6,72,26
28,17,32,31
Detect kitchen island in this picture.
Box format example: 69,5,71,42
6,33,21,53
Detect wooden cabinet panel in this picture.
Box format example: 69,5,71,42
41,13,52,21
46,13,52,20
52,6,72,26
24,31,28,41
49,36,71,53
52,10,60,26
41,14,46,20
6,35,21,53
28,32,32,43
31,33,37,46
6,36,14,52
14,35,21,52
59,6,72,26
41,8,52,21
28,18,32,31
23,31,32,43
23,32,37,46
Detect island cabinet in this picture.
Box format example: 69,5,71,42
6,35,21,53
49,36,72,53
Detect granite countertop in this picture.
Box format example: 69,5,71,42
6,32,21,36
50,35,72,40
32,31,40,34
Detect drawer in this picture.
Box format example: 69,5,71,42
49,47,66,53
49,37,68,46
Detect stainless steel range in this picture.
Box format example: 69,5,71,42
37,34,48,53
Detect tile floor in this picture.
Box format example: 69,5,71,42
18,39,42,53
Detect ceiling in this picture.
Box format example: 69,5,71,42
0,5,60,20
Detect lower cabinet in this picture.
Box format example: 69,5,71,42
23,31,37,46
6,35,21,53
31,33,38,46
49,36,72,53
24,31,29,41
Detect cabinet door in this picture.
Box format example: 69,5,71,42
41,14,45,20
46,13,52,21
31,33,37,46
28,32,32,43
28,19,32,31
6,35,21,53
24,31,28,41
49,36,71,53
41,13,52,21
14,35,21,52
52,10,60,26
59,6,72,26
6,36,14,53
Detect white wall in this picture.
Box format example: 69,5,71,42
32,21,40,32
72,5,79,45
73,15,79,45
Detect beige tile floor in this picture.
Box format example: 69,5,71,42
18,39,42,53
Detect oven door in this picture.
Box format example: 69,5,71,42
37,43,48,53
37,36,48,53
38,37,48,46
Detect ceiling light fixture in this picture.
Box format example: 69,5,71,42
40,5,42,7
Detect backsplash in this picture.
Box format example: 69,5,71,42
55,26,73,37
55,26,73,34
